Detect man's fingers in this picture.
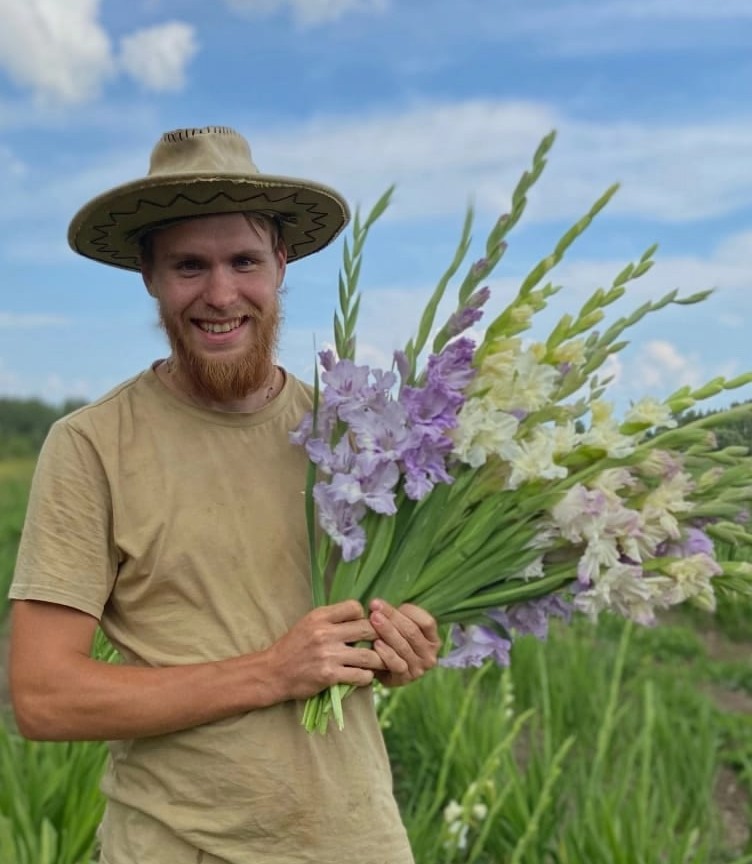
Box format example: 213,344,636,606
396,602,440,643
318,599,367,623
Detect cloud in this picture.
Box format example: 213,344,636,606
119,22,199,91
633,340,704,390
0,0,114,104
0,312,70,328
247,100,752,224
0,0,198,104
4,97,752,232
225,0,387,26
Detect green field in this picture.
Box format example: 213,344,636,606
0,459,34,621
1,460,751,863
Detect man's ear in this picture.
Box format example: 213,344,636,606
276,246,288,289
141,268,157,298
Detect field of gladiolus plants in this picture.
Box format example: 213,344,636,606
1,455,751,863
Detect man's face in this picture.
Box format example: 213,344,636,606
142,213,287,403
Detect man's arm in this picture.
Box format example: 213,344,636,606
9,597,385,742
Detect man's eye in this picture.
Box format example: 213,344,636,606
234,256,257,269
177,259,202,272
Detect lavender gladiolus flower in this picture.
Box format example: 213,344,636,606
426,337,477,392
657,526,714,558
321,359,372,409
490,595,572,642
446,287,491,337
440,625,512,668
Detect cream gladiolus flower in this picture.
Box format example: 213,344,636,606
505,429,568,489
664,553,721,611
452,398,519,467
624,397,677,430
552,339,586,365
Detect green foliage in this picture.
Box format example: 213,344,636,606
0,725,106,864
0,398,86,460
381,617,752,863
678,401,752,449
0,461,35,621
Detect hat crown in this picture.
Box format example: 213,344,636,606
148,126,260,178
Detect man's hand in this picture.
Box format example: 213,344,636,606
368,600,441,688
264,600,384,701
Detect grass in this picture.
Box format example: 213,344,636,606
0,459,34,623
383,616,752,863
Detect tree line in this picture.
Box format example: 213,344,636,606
0,397,87,459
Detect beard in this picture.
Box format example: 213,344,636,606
158,298,282,403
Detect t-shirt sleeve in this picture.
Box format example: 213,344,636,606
9,419,118,618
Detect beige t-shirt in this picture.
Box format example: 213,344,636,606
11,367,414,864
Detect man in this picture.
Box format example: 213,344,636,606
8,126,440,864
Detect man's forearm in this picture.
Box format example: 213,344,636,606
12,649,283,741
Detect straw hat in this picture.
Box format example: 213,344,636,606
68,125,350,271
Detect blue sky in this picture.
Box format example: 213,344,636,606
0,0,750,414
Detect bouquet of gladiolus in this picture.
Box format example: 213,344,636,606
291,132,752,734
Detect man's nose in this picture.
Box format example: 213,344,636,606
203,266,238,307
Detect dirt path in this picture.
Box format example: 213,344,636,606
700,627,752,854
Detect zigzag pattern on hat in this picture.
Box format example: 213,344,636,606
88,188,335,268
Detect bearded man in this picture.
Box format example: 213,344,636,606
8,126,440,864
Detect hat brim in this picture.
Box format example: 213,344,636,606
67,173,351,271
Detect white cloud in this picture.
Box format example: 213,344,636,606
119,22,199,91
225,0,387,26
246,100,752,225
634,340,703,390
0,0,114,104
0,1,198,105
4,98,752,233
0,312,70,328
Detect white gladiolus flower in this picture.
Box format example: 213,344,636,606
573,563,665,625
472,803,489,820
581,420,636,459
505,430,568,490
624,396,677,430
477,347,560,413
452,398,519,467
443,800,463,823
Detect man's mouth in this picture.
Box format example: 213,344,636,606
195,316,249,334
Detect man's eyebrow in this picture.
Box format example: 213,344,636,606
163,245,269,260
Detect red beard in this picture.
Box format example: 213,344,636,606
158,299,282,403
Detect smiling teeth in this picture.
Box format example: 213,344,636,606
198,318,243,333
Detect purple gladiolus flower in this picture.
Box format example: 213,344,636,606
402,444,454,500
657,526,715,559
328,454,400,515
426,337,476,393
313,484,367,562
439,625,512,669
400,383,463,430
321,359,372,409
489,595,572,642
472,257,490,276
318,348,337,371
342,400,410,459
289,413,313,446
446,287,491,337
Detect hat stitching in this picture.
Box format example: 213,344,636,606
87,188,335,267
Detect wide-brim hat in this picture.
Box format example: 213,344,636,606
68,125,351,271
